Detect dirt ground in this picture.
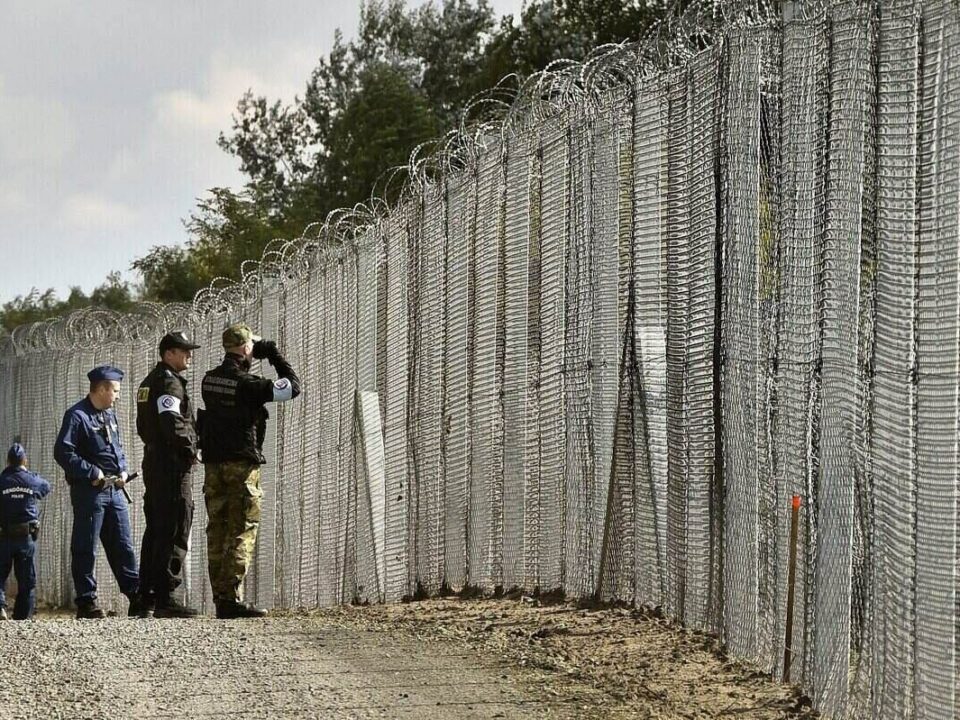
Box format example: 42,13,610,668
5,597,816,718
300,596,818,720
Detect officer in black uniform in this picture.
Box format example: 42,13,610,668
135,331,202,618
0,443,51,620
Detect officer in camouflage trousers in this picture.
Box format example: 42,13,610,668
200,323,301,619
135,331,202,618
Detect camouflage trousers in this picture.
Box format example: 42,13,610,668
203,461,262,603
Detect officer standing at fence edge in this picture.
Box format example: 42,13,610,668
0,443,51,620
54,365,145,619
200,323,301,619
136,331,202,618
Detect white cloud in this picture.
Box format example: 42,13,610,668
0,77,76,167
152,47,313,134
108,45,316,192
61,193,140,231
0,185,28,213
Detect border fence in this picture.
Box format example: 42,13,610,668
2,1,959,717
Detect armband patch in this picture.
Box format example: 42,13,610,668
272,378,294,402
157,394,182,415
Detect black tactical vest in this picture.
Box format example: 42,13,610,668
200,356,267,464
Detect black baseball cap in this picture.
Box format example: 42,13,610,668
159,331,201,354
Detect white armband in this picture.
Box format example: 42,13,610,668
157,394,182,415
271,378,294,402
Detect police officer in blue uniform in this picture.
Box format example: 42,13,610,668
0,443,50,620
54,365,144,619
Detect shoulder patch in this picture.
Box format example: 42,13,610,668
137,387,150,403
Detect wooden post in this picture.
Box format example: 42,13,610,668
783,495,802,682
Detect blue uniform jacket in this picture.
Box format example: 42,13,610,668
0,466,51,525
54,398,128,481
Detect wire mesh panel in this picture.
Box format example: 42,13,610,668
413,182,447,595
293,273,321,608
382,210,411,602
313,264,338,606
684,45,721,631
122,340,150,605
469,148,505,591
812,3,873,715
777,12,828,685
565,113,595,598
757,31,783,673
599,90,637,603
336,250,360,604
632,74,669,610
442,169,474,592
589,98,625,601
915,1,960,717
38,350,69,607
665,65,691,618
538,118,568,594
502,134,533,591
356,236,383,604
869,1,920,715
334,260,354,604
272,278,309,607
722,27,762,662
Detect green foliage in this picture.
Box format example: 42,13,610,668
4,1,671,330
323,62,441,206
0,272,135,332
7,0,667,322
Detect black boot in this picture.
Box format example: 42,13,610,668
76,600,105,619
127,594,154,618
154,596,200,618
216,599,267,619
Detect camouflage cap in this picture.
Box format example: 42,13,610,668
222,323,261,349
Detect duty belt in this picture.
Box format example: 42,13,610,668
0,521,39,539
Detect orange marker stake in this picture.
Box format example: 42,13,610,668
783,495,801,682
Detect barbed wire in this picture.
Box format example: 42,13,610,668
0,0,790,357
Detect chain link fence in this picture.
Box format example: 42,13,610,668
1,1,959,717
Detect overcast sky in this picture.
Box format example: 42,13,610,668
0,1,525,304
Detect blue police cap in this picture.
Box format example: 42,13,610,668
87,365,125,383
7,443,25,465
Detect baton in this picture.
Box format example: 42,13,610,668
122,471,140,503
110,471,139,504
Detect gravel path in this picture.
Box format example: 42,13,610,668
0,616,577,719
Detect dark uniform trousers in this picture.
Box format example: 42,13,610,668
0,535,36,619
139,446,194,600
70,483,139,602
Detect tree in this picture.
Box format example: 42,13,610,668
134,0,673,303
322,62,441,207
0,272,135,332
